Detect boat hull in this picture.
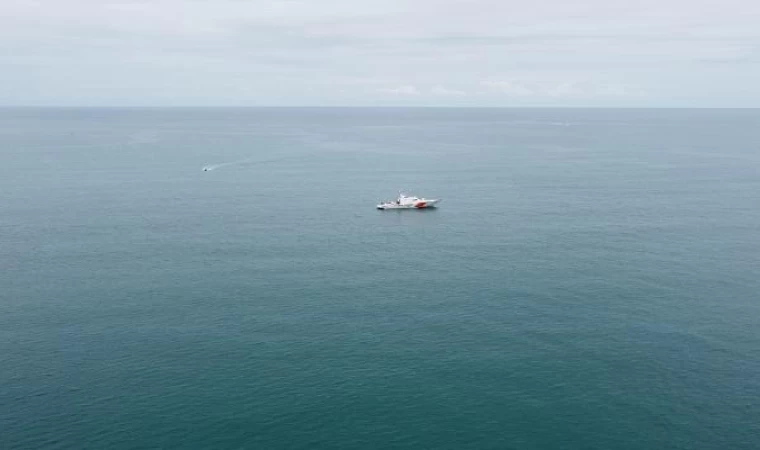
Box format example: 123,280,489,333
377,199,440,210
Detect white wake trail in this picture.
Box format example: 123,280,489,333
202,155,301,172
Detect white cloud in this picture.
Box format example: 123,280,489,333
546,81,583,97
597,84,636,97
430,85,466,96
482,79,635,98
480,80,534,96
379,85,420,95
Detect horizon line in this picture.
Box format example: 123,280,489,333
1,105,759,109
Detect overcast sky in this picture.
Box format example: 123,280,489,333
2,0,759,106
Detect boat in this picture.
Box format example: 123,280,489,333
377,193,441,210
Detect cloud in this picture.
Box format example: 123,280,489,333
379,85,420,95
0,0,759,105
480,80,534,96
546,81,583,97
430,85,466,96
546,81,637,97
481,79,635,98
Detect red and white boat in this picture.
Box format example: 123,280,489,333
377,193,441,210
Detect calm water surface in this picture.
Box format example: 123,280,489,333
1,108,759,449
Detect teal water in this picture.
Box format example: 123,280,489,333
1,108,759,449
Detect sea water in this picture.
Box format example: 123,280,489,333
1,107,759,449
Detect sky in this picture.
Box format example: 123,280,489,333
1,0,759,107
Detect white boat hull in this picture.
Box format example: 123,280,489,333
377,198,440,210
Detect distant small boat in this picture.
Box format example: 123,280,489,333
377,193,441,210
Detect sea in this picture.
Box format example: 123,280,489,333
1,107,759,449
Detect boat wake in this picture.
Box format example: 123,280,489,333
202,163,231,171
202,155,298,172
